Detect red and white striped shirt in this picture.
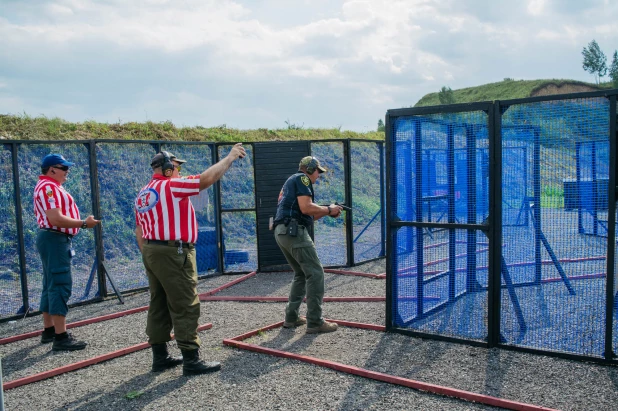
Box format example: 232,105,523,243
135,174,201,243
34,176,81,235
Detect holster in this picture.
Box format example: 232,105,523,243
286,219,298,237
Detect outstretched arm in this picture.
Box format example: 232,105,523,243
298,196,342,220
199,143,246,191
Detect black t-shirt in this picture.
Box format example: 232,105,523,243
274,172,314,227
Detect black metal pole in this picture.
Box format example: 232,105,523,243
251,143,263,272
447,124,456,301
87,141,106,298
575,142,583,233
591,141,599,235
385,114,394,330
9,143,30,314
466,125,478,292
414,120,425,317
533,128,542,285
344,140,354,266
379,142,386,256
487,102,503,347
605,94,617,360
212,144,224,273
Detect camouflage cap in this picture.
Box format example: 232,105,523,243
299,156,326,174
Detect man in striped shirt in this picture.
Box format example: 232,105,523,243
34,153,101,351
135,144,246,376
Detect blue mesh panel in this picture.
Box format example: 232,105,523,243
0,146,23,318
218,144,256,273
501,97,609,356
574,141,610,237
162,143,217,274
615,208,618,356
502,145,529,226
351,141,384,262
97,142,155,292
18,143,96,308
222,211,257,272
312,142,347,267
390,112,489,342
218,144,255,210
391,225,487,341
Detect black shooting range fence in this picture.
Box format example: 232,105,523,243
0,139,385,321
386,89,618,363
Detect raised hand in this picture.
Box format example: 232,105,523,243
228,143,246,161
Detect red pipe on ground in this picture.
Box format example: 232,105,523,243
2,323,213,391
223,321,558,411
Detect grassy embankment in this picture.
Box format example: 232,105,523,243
414,78,613,107
0,114,383,142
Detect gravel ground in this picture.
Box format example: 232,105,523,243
1,259,617,411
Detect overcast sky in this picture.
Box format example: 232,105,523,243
1,0,617,132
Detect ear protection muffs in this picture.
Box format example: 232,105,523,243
160,151,174,175
305,157,317,174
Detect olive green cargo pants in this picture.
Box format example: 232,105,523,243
142,243,201,350
274,224,325,328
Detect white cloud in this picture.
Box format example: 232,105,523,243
0,0,617,131
527,0,547,16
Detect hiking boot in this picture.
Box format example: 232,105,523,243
181,349,221,376
151,343,183,372
40,328,55,344
283,316,307,328
306,321,338,334
52,333,87,351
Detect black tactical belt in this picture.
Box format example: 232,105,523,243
146,239,195,248
40,228,73,239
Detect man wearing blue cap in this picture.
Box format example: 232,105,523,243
34,153,100,351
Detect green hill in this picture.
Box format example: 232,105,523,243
414,78,613,107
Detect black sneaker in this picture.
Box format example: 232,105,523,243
52,334,87,351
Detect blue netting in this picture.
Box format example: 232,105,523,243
0,146,23,317
570,141,611,237
390,111,489,342
97,142,154,292
389,97,615,358
17,143,97,310
312,142,347,267
218,144,257,272
351,141,384,262
0,139,386,320
502,145,529,226
501,97,609,356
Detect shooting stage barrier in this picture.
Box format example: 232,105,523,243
386,89,618,363
0,140,385,322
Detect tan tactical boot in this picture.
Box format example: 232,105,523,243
306,321,338,334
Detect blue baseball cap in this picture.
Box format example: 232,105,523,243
41,154,75,168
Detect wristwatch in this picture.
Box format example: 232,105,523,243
81,220,87,229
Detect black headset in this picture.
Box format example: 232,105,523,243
159,151,174,175
305,157,318,175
